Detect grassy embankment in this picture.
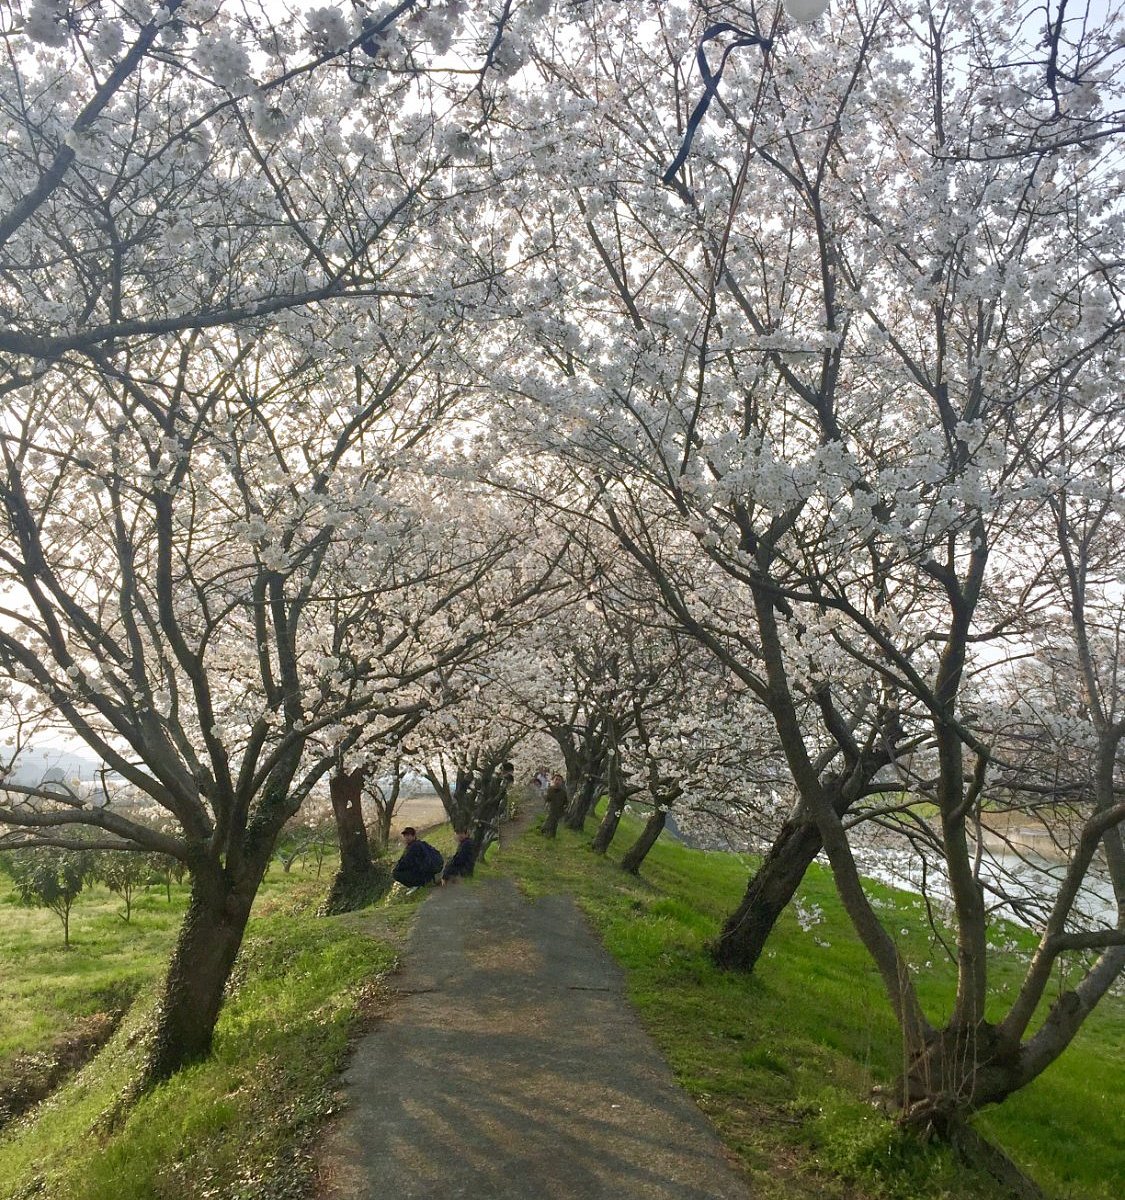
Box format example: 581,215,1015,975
483,815,1123,1200
1,816,1119,1200
0,830,452,1200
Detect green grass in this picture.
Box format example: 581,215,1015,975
484,817,1123,1200
0,881,187,1069
0,857,407,1200
2,820,1118,1200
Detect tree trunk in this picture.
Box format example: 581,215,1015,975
144,861,260,1085
329,767,375,878
897,1022,1026,1133
878,1023,1055,1200
712,813,824,971
946,1122,1046,1200
323,767,387,914
442,768,478,833
620,808,666,873
373,799,394,855
590,789,625,854
563,775,599,831
472,780,505,861
368,771,401,855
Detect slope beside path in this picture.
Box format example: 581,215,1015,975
319,876,752,1199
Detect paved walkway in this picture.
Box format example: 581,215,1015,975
320,878,751,1199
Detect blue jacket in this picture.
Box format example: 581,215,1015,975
393,839,442,886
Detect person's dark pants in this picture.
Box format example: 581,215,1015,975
393,866,434,887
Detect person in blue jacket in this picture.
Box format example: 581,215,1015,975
392,827,443,888
441,830,476,884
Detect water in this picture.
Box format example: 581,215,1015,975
859,844,1119,931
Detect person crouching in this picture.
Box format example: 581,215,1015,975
392,827,443,889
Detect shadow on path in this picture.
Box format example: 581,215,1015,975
319,878,751,1199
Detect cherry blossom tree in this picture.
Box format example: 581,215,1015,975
512,597,632,840
0,325,480,1079
488,0,1125,1149
0,0,551,1084
615,651,789,872
319,487,568,901
2,2,1122,1152
0,0,523,366
400,539,577,854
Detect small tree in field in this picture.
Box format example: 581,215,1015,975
145,852,188,904
3,847,94,948
94,850,150,923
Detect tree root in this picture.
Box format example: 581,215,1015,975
319,860,393,916
946,1121,1045,1200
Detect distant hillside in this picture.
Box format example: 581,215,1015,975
2,747,104,787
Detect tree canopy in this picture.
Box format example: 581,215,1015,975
1,0,1122,1136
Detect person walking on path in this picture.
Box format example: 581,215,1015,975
441,830,475,884
392,827,443,889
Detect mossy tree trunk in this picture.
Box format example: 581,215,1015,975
144,854,265,1084
330,767,375,879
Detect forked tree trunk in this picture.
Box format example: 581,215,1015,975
712,813,824,971
620,808,666,873
366,769,401,856
144,860,261,1085
430,767,477,833
372,795,395,854
896,1020,1047,1200
900,1022,1026,1126
563,775,600,831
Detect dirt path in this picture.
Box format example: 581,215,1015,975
319,876,751,1199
